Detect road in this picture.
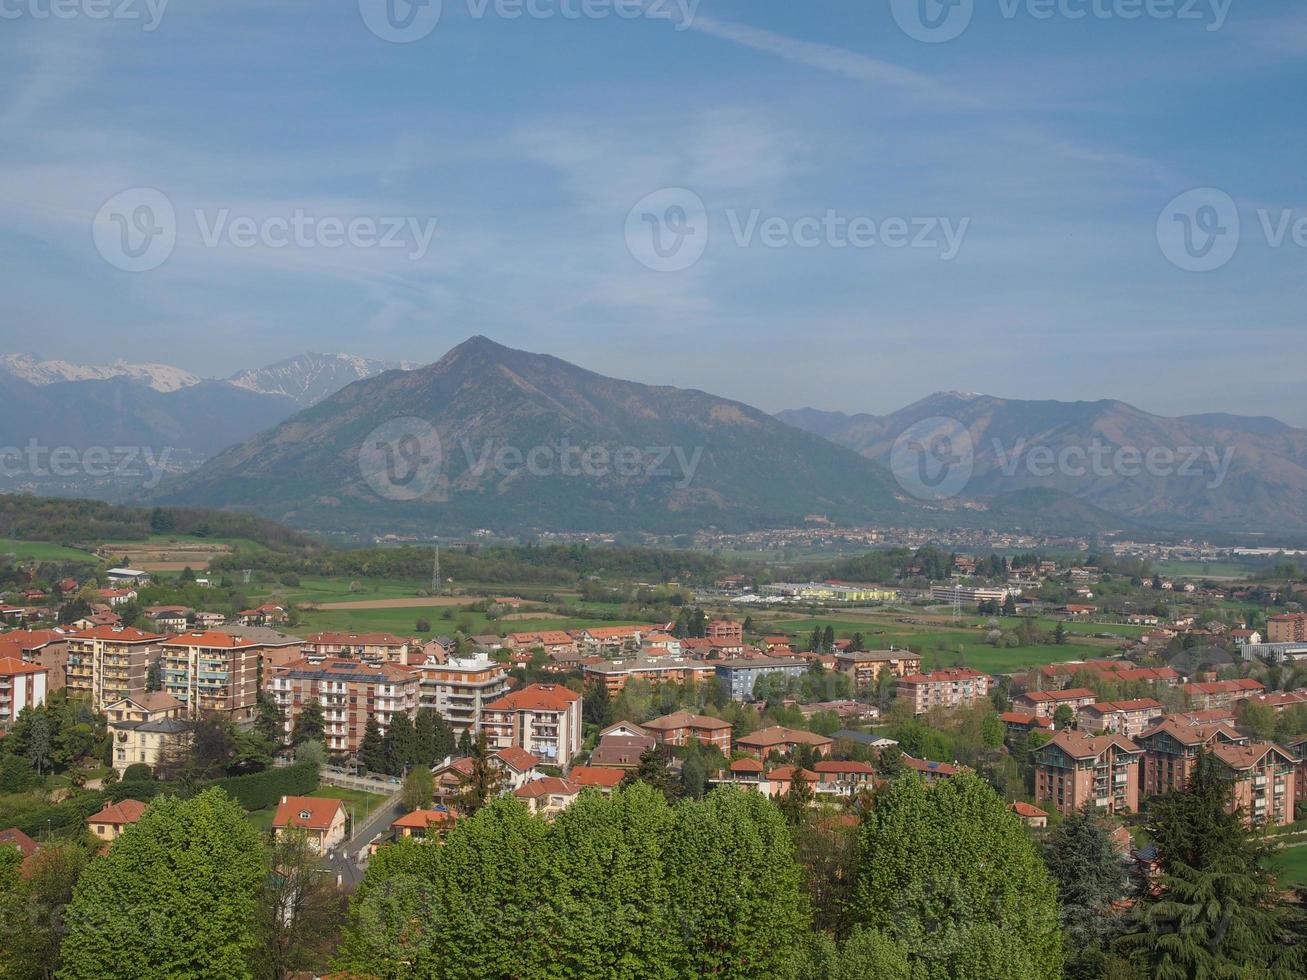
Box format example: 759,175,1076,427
317,790,404,889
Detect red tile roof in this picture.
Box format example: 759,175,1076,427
162,630,257,648
0,656,46,677
88,799,148,826
493,747,540,772
0,827,38,857
729,757,764,773
640,711,732,732
69,626,162,642
390,808,455,830
734,726,833,749
487,683,580,712
272,796,346,831
569,766,626,788
512,776,579,799
1011,801,1047,818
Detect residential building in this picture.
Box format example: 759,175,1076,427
301,632,410,663
897,667,991,715
105,692,190,776
1000,711,1053,738
572,625,649,657
482,683,583,766
903,756,960,783
734,725,833,761
928,584,1011,605
583,657,716,694
1013,687,1097,721
833,649,922,691
810,760,879,796
588,732,656,768
513,776,580,817
1267,613,1307,643
0,629,68,691
1182,678,1265,710
505,631,577,657
705,618,743,644
268,658,420,756
160,631,260,723
1203,742,1297,828
1137,719,1246,797
1012,801,1048,828
236,603,287,627
415,654,509,736
1075,698,1164,738
87,799,147,842
639,711,733,752
1034,730,1143,817
65,626,165,709
272,795,348,854
389,809,455,842
714,657,808,701
569,766,626,794
0,657,47,724
493,747,542,790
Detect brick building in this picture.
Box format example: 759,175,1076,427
1034,730,1143,817
267,658,419,757
160,631,260,723
65,626,165,710
482,683,583,767
639,711,733,753
896,667,990,715
1136,718,1246,798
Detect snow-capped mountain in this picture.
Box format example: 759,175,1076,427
0,354,201,392
225,352,417,407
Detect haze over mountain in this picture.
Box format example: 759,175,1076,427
223,353,418,408
158,336,918,535
779,394,1307,532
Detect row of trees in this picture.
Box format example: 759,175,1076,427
358,708,456,777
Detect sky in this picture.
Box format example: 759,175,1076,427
1,0,1304,423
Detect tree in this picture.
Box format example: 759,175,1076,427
59,789,265,979
456,729,473,758
581,679,613,729
0,839,89,980
254,694,286,748
1053,704,1074,730
790,928,912,980
855,772,1064,979
620,745,683,804
454,733,505,816
26,712,52,775
1002,593,1018,617
822,626,836,652
1237,698,1276,741
145,657,162,693
290,700,325,749
255,831,342,980
794,812,860,937
778,771,813,826
358,716,387,776
401,765,435,812
122,762,153,782
1054,620,1068,645
1044,806,1126,954
415,617,431,633
980,711,1005,748
414,708,453,767
383,713,418,776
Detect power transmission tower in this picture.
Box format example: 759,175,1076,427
432,545,441,596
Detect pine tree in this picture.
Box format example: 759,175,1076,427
254,693,286,747
414,707,453,766
290,700,325,748
454,732,505,816
822,626,836,652
384,712,419,775
1044,806,1126,951
620,745,683,804
779,770,814,826
358,716,387,775
457,729,473,758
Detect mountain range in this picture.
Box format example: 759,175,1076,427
778,394,1307,533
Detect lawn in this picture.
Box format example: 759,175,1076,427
257,576,431,605
244,784,389,834
0,538,97,561
1268,843,1307,888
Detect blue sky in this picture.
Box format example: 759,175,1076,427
1,0,1304,422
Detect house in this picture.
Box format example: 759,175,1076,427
1230,629,1262,646
97,588,137,607
505,630,578,657
733,726,833,761
145,606,192,631
1182,678,1265,710
513,776,580,817
1000,711,1053,738
589,733,656,769
236,604,287,627
1013,687,1097,721
902,756,959,783
810,760,878,796
896,667,991,715
492,747,541,790
272,796,348,855
1034,730,1142,817
105,692,190,776
1203,741,1297,828
762,766,822,798
569,766,627,794
639,711,733,753
389,808,455,842
1011,801,1048,828
86,799,148,842
482,683,583,766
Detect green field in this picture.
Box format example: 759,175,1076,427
0,538,97,561
244,784,388,834
1268,843,1307,887
765,616,1121,675
295,604,639,639
253,576,431,605
1153,559,1256,579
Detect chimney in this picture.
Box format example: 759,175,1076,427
280,795,287,804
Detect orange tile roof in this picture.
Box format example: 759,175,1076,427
734,726,833,749
513,776,579,799
390,808,455,830
729,757,764,773
88,799,147,825
1044,730,1141,759
493,747,540,772
273,796,346,831
305,632,407,646
486,683,580,712
162,630,257,649
640,711,732,732
766,766,820,782
69,626,162,642
0,827,38,857
1011,801,1047,818
0,656,46,677
1183,678,1265,695
1207,740,1296,771
569,766,626,788
812,760,876,774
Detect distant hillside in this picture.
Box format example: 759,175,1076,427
0,495,322,553
778,393,1307,532
225,352,416,408
159,336,915,535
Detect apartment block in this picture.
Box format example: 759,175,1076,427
1182,678,1265,710
482,683,583,766
65,626,165,709
160,631,260,723
0,657,47,724
1034,730,1143,817
1267,613,1307,643
268,658,419,757
713,657,808,701
301,631,410,663
1013,687,1097,721
834,649,922,691
415,654,509,737
897,667,991,715
1203,741,1297,828
584,656,717,694
1075,698,1164,738
0,629,68,691
1137,719,1246,797
705,618,744,644
639,711,733,753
